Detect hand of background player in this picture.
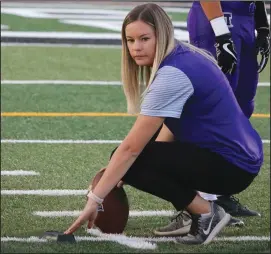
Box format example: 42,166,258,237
256,28,270,73
215,33,237,75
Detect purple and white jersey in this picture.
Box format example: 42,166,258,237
141,44,263,174
192,1,256,16
220,1,256,16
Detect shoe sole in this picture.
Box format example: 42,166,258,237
203,213,231,245
153,225,191,237
229,213,261,217
227,221,245,227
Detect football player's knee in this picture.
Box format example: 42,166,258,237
110,146,119,160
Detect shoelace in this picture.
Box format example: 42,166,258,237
171,210,191,222
188,214,201,236
229,196,250,211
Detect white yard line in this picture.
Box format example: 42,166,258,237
1,235,156,250
215,236,270,242
1,80,122,85
1,170,39,176
1,24,9,30
0,139,122,144
33,210,175,217
1,80,269,86
1,235,269,243
1,139,270,144
1,189,88,196
86,228,157,249
113,235,271,242
130,210,174,217
1,31,121,39
61,20,123,32
35,14,127,20
0,30,188,41
1,237,47,243
1,8,129,16
1,43,122,48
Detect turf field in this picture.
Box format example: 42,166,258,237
1,44,270,253
1,12,187,33
1,3,270,252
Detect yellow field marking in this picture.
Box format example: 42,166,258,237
1,112,270,118
252,114,270,118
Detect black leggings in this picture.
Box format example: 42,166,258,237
110,141,257,210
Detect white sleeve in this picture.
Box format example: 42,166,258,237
140,66,194,118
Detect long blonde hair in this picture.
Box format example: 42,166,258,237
121,3,218,114
121,3,175,114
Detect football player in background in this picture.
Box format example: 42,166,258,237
154,1,270,236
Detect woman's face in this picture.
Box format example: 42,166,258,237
125,20,156,66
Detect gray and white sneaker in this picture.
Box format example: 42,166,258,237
176,202,230,245
153,210,192,236
228,217,244,227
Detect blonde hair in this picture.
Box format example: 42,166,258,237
121,3,218,114
121,3,175,114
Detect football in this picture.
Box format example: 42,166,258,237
88,168,129,234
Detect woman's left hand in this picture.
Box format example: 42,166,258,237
64,199,98,234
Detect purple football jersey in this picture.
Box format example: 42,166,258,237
220,1,256,16
160,44,263,174
187,1,258,118
192,1,255,16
